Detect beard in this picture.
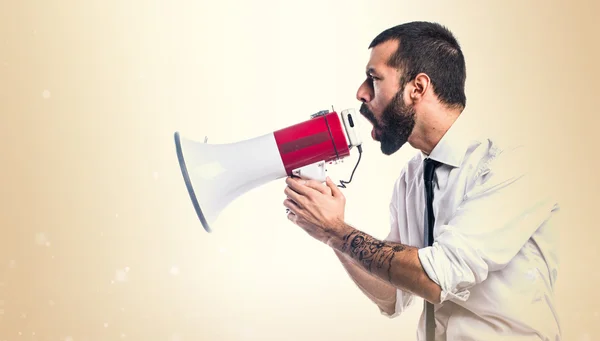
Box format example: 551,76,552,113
359,89,416,155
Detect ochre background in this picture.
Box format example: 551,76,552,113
1,1,598,340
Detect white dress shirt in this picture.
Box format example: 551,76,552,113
382,112,561,341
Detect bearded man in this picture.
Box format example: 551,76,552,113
283,21,561,341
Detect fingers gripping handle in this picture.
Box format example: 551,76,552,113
286,160,327,215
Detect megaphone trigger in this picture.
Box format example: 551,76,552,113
291,160,327,183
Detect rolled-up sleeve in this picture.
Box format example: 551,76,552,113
418,144,559,303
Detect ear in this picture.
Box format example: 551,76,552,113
410,73,431,102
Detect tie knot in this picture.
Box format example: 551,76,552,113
423,158,441,182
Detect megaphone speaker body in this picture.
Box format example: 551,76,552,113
174,110,360,232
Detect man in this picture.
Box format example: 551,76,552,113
283,21,561,340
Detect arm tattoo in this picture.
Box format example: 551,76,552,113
340,230,406,282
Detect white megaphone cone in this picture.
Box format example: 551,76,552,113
174,131,289,232
174,108,363,233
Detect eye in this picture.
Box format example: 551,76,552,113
366,75,378,85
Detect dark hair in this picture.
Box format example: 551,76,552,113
369,21,466,109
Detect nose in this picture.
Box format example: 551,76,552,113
356,79,373,104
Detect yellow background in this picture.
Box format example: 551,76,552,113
1,0,598,340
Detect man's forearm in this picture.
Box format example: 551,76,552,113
328,224,442,304
334,249,397,315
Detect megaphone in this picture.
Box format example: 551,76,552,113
174,108,363,233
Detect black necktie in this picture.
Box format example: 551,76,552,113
423,157,441,341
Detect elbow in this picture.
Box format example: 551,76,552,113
378,304,399,318
380,303,395,316
377,297,398,318
424,285,442,305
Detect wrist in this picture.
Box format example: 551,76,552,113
326,221,354,250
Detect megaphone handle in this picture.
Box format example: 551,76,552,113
291,160,327,183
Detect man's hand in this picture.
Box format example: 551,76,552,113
283,175,442,304
283,176,347,245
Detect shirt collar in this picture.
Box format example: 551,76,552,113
419,112,475,168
